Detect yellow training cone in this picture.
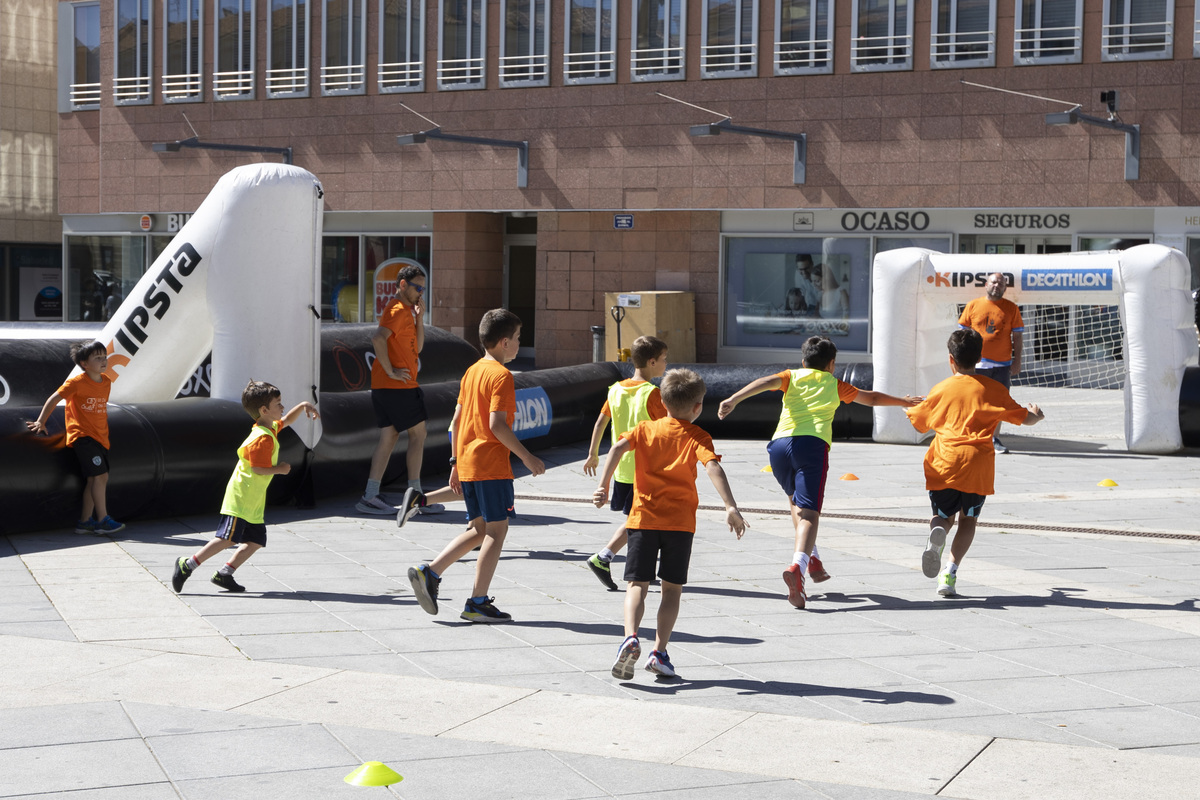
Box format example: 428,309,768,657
840,473,859,481
1097,479,1118,487
761,465,773,473
344,761,404,787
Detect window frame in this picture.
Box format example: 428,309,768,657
930,0,996,69
61,1,102,112
437,0,487,90
631,0,687,82
564,0,617,85
322,0,367,95
379,0,425,93
1102,0,1173,62
500,0,551,87
850,0,913,73
1014,0,1083,65
774,0,834,76
114,0,153,105
267,0,311,98
162,0,204,103
214,0,256,100
701,0,759,79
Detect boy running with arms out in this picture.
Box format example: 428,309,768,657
594,369,746,679
27,341,124,534
172,381,319,593
718,336,919,609
906,329,1043,596
583,335,669,590
406,309,545,623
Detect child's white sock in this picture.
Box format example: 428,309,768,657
948,562,958,576
365,479,381,498
599,548,615,562
218,563,236,576
811,545,821,560
795,552,810,573
185,556,200,570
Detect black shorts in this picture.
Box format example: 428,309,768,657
624,529,694,585
610,480,635,515
929,488,987,519
976,365,1011,389
371,387,428,431
72,436,109,477
215,515,268,547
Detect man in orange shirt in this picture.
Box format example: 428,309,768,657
405,309,545,623
958,272,1024,453
906,329,1044,597
593,369,747,680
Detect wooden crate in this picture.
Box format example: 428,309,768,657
604,291,696,362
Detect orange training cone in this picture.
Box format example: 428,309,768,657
840,473,859,481
344,761,403,787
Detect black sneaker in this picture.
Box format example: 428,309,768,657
172,557,193,593
396,488,425,528
211,572,245,593
408,564,440,615
461,596,512,623
587,554,619,591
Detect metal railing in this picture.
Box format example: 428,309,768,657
213,69,254,97
266,66,308,95
499,52,549,83
113,75,151,102
774,38,832,72
71,81,102,107
930,29,994,65
379,60,423,91
563,49,615,82
162,72,202,100
851,33,912,69
631,45,684,78
701,41,756,74
1102,19,1172,59
437,55,484,85
320,63,365,93
1014,24,1081,63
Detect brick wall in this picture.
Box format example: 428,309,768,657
431,212,503,351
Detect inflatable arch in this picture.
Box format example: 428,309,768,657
84,163,325,448
872,245,1196,454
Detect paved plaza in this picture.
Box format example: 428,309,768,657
2,388,1200,799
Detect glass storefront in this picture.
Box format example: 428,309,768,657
321,234,431,322
65,235,147,321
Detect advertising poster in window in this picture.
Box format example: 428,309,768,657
19,268,63,321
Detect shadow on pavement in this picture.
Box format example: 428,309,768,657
624,678,955,705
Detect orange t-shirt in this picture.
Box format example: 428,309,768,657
600,379,668,420
455,357,517,482
622,417,721,533
58,372,112,449
370,299,420,389
905,373,1029,495
958,297,1024,366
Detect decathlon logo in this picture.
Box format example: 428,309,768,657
1022,269,1113,291
926,271,1015,289
513,387,552,440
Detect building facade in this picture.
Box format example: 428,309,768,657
53,0,1200,367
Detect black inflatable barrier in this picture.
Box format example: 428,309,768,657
1181,366,1200,448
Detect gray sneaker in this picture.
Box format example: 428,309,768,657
396,488,424,528
417,502,445,515
356,494,396,515
922,526,947,578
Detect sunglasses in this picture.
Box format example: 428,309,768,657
407,282,425,294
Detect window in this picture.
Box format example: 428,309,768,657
321,235,431,322
775,0,833,75
63,2,101,110
1103,0,1172,61
632,0,685,81
500,0,550,86
322,0,366,94
702,0,757,78
1015,0,1082,64
164,0,203,101
439,0,486,89
115,0,152,103
268,0,310,96
66,236,148,322
379,0,424,92
214,0,255,98
931,0,995,68
851,0,912,72
564,0,615,84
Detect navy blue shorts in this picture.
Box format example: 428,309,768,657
610,480,635,515
767,435,830,512
371,387,428,431
929,488,987,519
976,365,1011,389
463,479,516,524
215,514,268,547
71,436,109,477
625,529,694,585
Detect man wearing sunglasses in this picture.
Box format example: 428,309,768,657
357,264,443,515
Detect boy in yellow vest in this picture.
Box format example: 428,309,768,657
718,336,919,609
583,336,668,590
171,381,319,593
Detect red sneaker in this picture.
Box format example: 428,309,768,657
808,555,831,583
783,563,806,609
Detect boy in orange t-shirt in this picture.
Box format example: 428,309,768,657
405,309,545,623
27,341,125,535
906,329,1044,597
593,369,747,680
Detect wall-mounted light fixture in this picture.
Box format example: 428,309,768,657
1044,91,1139,181
152,136,294,165
688,119,807,184
396,127,529,188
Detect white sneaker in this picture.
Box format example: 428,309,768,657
355,495,396,515
922,526,947,578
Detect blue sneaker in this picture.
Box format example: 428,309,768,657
95,516,125,534
407,564,440,615
74,518,96,535
461,596,512,623
611,635,641,680
646,649,676,678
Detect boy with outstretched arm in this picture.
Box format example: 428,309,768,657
27,340,125,534
172,380,319,593
406,309,546,623
594,369,747,679
582,335,669,590
906,329,1044,596
717,335,920,609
